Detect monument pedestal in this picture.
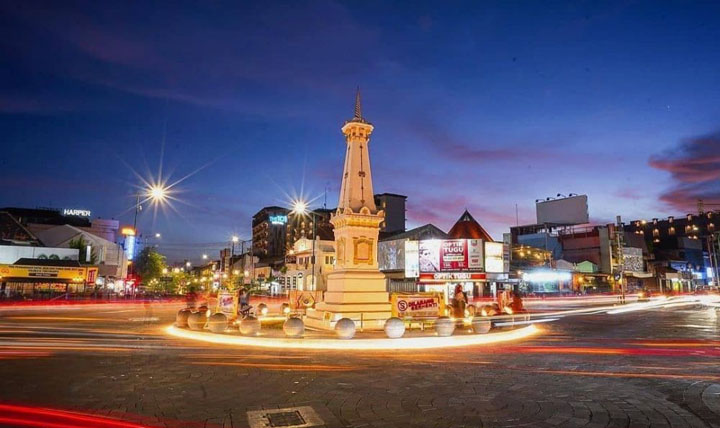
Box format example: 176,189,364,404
304,270,391,331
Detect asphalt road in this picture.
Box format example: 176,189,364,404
0,301,718,428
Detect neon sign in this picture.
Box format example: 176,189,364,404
63,208,91,217
269,215,287,225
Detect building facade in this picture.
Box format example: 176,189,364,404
251,206,290,262
374,193,407,235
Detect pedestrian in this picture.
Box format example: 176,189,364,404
452,284,466,318
237,287,250,318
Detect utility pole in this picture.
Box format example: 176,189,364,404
615,216,626,304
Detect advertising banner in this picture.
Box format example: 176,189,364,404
404,240,419,278
468,239,483,270
439,239,468,270
0,264,87,281
484,242,505,273
419,239,484,273
216,292,237,317
391,293,444,318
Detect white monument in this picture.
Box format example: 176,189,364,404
305,90,392,330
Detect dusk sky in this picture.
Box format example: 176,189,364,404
2,1,720,262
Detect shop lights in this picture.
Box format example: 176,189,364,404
522,271,572,282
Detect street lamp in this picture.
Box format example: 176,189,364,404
292,199,317,291
155,233,161,238
202,254,208,260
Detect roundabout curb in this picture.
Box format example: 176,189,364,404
165,324,541,350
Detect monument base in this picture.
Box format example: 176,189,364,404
304,270,392,331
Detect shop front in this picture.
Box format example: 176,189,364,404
418,271,487,304
0,260,98,299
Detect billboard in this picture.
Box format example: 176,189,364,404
0,264,89,281
378,239,405,271
622,247,644,272
404,240,419,278
484,242,505,273
536,195,589,225
418,239,483,273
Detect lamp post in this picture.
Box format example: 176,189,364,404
292,200,318,291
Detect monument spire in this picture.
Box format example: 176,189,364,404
338,89,377,213
354,86,362,120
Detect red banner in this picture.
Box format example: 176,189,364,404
440,240,468,270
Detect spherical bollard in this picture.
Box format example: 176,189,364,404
435,316,455,337
176,308,191,328
383,317,405,339
207,312,228,334
239,316,260,336
283,317,304,338
335,318,356,339
187,311,207,331
471,317,492,334
257,303,268,316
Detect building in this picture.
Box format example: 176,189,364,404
251,206,290,262
374,193,407,236
33,224,128,281
447,210,494,241
377,210,512,300
3,207,121,243
285,208,334,250
623,211,720,291
279,237,335,294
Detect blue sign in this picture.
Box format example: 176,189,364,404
124,235,136,261
269,215,287,225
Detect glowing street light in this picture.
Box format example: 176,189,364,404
292,200,308,215
155,233,161,238
291,199,317,291
202,254,208,260
148,185,167,202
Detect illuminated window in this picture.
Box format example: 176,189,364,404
653,228,659,237
669,226,675,235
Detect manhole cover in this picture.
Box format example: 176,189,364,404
268,411,305,427
247,406,323,428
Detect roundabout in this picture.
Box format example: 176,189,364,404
164,322,541,350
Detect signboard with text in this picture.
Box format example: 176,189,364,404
391,293,445,318
0,264,89,281
418,239,484,273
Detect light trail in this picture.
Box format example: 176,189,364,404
189,361,361,371
165,324,540,350
533,369,720,382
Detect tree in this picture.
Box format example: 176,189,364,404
68,236,98,264
135,247,167,285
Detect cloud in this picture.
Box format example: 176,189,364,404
649,131,720,210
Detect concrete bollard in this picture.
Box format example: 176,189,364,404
208,312,228,334
471,317,492,334
383,317,405,339
187,311,207,331
239,316,260,336
335,318,356,339
283,317,304,338
435,316,455,337
176,308,191,328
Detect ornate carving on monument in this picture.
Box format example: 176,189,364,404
336,237,346,267
352,237,374,265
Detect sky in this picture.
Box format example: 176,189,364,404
1,1,720,262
